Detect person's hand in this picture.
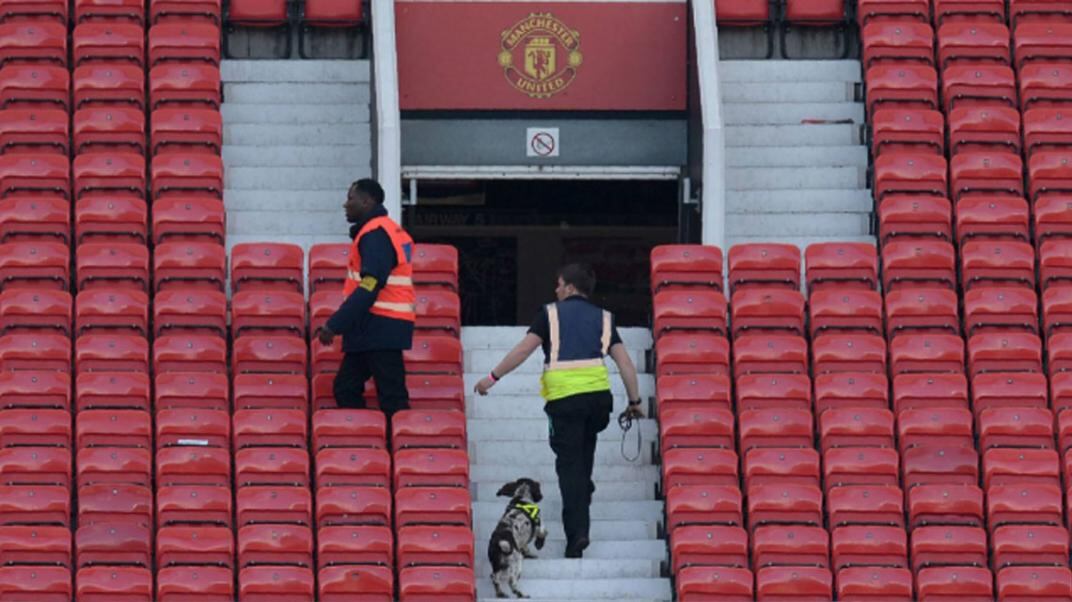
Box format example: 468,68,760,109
474,376,495,396
625,402,645,419
317,326,335,347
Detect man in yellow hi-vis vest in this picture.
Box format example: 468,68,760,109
475,263,643,559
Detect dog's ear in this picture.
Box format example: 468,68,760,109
497,480,519,498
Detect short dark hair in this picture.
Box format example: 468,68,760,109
350,178,384,204
558,263,596,297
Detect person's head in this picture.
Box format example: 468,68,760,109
555,263,595,301
344,178,385,223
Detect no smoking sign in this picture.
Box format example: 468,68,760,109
526,127,560,158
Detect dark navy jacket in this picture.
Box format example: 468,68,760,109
325,205,415,353
528,295,623,363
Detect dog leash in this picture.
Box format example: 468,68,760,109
618,407,642,463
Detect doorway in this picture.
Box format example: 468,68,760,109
404,179,679,326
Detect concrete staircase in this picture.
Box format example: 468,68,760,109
721,60,875,250
220,60,372,251
462,327,671,602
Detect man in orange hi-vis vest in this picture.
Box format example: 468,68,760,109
318,179,416,422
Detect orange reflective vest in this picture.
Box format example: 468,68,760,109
343,215,416,322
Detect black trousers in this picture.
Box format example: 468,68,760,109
333,350,411,421
544,390,613,550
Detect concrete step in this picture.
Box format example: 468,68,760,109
719,59,861,83
722,81,855,103
723,102,864,126
222,82,370,104
462,327,653,352
473,558,662,579
474,480,657,503
226,210,342,236
461,373,657,401
225,166,357,190
472,440,655,466
727,189,873,214
727,166,864,190
223,190,355,212
223,124,371,146
473,501,663,524
221,60,371,83
223,146,368,168
467,418,659,443
476,577,672,600
221,103,370,125
725,123,861,147
465,348,645,376
726,145,868,168
474,520,658,542
471,464,661,486
465,393,655,420
726,212,871,237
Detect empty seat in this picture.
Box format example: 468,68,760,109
881,239,956,291
862,20,935,68
730,288,804,338
662,448,740,489
746,483,823,530
151,196,226,244
396,566,475,602
831,525,907,570
884,286,960,336
948,106,1021,155
76,483,151,526
902,445,980,489
0,407,70,447
950,152,1024,202
0,370,70,409
653,289,728,337
75,242,149,291
650,244,723,292
237,524,313,568
889,333,965,374
74,196,148,244
234,374,308,412
655,333,730,376
726,243,800,292
819,408,894,450
308,243,350,293
391,409,466,451
155,408,229,448
935,0,1006,23
754,566,833,599
238,566,314,602
318,565,392,602
665,484,743,529
0,446,71,487
660,407,735,454
411,244,458,292
314,485,391,528
152,289,226,338
232,409,307,450
150,107,222,154
823,447,900,492
155,446,230,488
972,372,1049,414
866,64,939,115
813,372,888,414
75,523,152,568
231,290,306,339
72,152,145,201
992,525,1069,569
316,526,392,568
878,194,952,241
235,447,310,487
153,241,226,292
227,0,287,26
898,407,974,452
0,525,71,567
0,0,68,22
0,288,71,335
671,525,748,571
1024,107,1072,156
0,65,69,110
72,23,144,67
917,566,994,601
150,0,222,24
413,289,461,335
0,196,70,244
1014,22,1072,68
1042,239,1072,291
156,566,234,602
911,525,988,570
236,486,311,527
836,567,913,602
72,63,143,109
956,195,1030,244
148,63,221,109
404,335,463,375
0,153,70,199
744,447,821,489
735,373,810,412
392,448,470,491
907,484,984,528
0,332,70,372
676,566,753,601
150,153,223,199
963,287,1039,335
870,108,945,157
812,333,886,374
396,525,474,568
0,108,68,154
74,334,149,373
230,242,303,294
987,483,1063,529
155,485,231,527
738,408,811,451
978,407,1054,449
0,566,71,602
996,566,1072,601
874,152,948,200
148,22,221,66
394,487,471,527
804,242,878,292
156,526,233,569
968,333,1043,375
1021,62,1072,110
826,484,904,528
75,288,148,336
733,334,808,376
153,334,227,373
232,335,307,375
72,106,144,154
76,408,150,448
75,446,151,488
937,21,1011,68
983,447,1060,489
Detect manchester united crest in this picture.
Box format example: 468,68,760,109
498,13,583,98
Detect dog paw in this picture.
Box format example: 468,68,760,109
522,551,538,559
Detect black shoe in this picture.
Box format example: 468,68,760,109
565,536,590,559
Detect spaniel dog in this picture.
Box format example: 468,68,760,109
488,477,547,598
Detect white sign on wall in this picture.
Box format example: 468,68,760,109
526,127,560,158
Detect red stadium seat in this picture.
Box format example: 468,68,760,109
972,372,1049,413
889,333,965,374
391,409,465,451
1057,410,1072,452
913,487,974,531
836,567,912,602
746,483,823,530
1024,108,1072,156
411,244,458,292
917,566,993,601
881,239,956,291
963,287,1038,335
735,373,810,412
149,63,221,109
154,445,229,488
992,525,1069,569
0,153,69,199
0,0,68,22
977,406,1054,449
0,446,70,487
74,333,149,373
0,65,69,110
726,243,800,292
156,526,233,568
237,524,313,568
74,196,148,245
150,153,223,199
74,242,149,292
956,194,1030,244
655,333,730,376
665,484,743,529
950,152,1023,202
152,289,226,338
662,447,740,489
877,194,952,242
404,335,462,375
897,407,974,452
72,152,145,201
153,241,226,292
236,486,311,527
660,407,734,454
230,242,303,293
861,21,935,68
754,566,832,600
72,63,143,109
152,334,227,373
813,372,888,414
902,445,980,489
987,483,1063,528
72,22,143,67
316,525,391,568
75,288,148,337
967,332,1043,375
230,290,306,339
874,152,948,200
397,566,475,602
394,487,471,527
884,287,959,336
934,0,1006,22
76,408,150,448
983,447,1060,489
0,332,70,372
911,525,988,570
156,566,234,602
653,289,727,338
803,242,878,292
0,525,71,567
0,196,70,244
75,446,151,488
831,525,907,570
155,408,229,448
232,373,306,411
650,244,724,292
857,0,928,24
308,289,342,337
948,106,1021,156
150,0,222,24
738,408,811,451
818,407,894,450
228,0,287,25
1036,200,1072,252
0,566,70,602
151,195,225,244
312,410,385,451
413,289,461,336
1030,150,1072,204
314,447,389,488
1022,62,1072,111
308,243,350,293
1014,22,1072,68
744,447,821,489
671,525,748,571
75,524,152,569
811,333,886,374
392,448,469,491
826,484,904,528
232,409,307,450
156,484,231,526
937,21,1011,68
0,407,69,447
304,0,363,26
0,484,69,526
996,566,1072,601
148,23,221,66
943,63,1017,112
0,370,70,409
150,107,222,155
231,335,307,375
733,334,808,376
753,527,829,568
314,485,391,528
823,447,900,492
0,108,69,154
318,565,392,602
1041,239,1072,291
865,64,939,115
0,288,70,335
237,567,314,602
676,566,753,602
870,108,944,157
72,107,145,154
396,525,474,568
729,288,803,338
